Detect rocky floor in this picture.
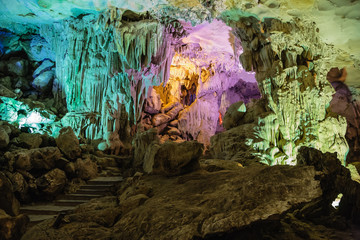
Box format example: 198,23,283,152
20,147,360,240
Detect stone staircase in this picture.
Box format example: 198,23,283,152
20,176,123,227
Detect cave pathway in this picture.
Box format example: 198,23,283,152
20,176,123,228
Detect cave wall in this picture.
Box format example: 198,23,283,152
40,9,175,142
222,13,349,165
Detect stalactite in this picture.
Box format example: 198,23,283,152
40,11,176,141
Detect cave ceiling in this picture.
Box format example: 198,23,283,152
0,0,359,73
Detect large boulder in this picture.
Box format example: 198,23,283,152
5,147,62,171
15,132,43,149
0,210,29,240
0,84,16,98
35,168,66,197
132,128,159,169
165,103,183,120
151,113,171,127
0,172,20,216
143,141,204,176
74,158,98,180
32,60,55,78
223,101,246,130
209,123,259,165
32,69,55,92
10,172,29,202
0,127,9,149
297,147,360,224
55,127,81,160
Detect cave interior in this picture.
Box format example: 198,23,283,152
0,0,360,239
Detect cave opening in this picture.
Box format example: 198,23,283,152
140,19,261,145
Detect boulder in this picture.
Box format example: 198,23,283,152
0,128,9,149
143,141,203,176
132,128,159,169
0,76,12,89
5,147,61,171
30,147,62,170
0,172,20,216
112,163,322,239
21,35,55,62
165,103,183,120
223,101,246,130
33,60,55,78
167,127,181,136
0,210,29,240
210,123,259,163
55,127,81,160
169,119,178,127
14,77,30,91
297,147,360,224
35,168,66,196
32,70,55,92
10,172,29,202
14,151,32,171
74,158,98,180
162,101,180,113
0,84,16,98
6,58,29,76
16,132,43,149
151,113,171,127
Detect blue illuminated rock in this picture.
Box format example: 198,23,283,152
21,35,55,62
32,60,54,78
32,70,55,92
6,58,28,77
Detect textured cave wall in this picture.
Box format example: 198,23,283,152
40,9,176,142
221,13,349,165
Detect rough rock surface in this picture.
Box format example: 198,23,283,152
210,123,260,165
223,101,246,130
5,147,62,171
55,127,81,160
16,133,43,149
143,140,204,176
35,168,66,197
0,127,10,149
0,209,29,240
22,162,323,240
132,128,159,169
74,158,98,180
0,172,20,216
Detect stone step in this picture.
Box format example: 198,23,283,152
54,199,88,206
58,193,103,200
75,188,109,195
87,176,123,185
27,214,57,224
80,184,113,190
20,204,75,215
